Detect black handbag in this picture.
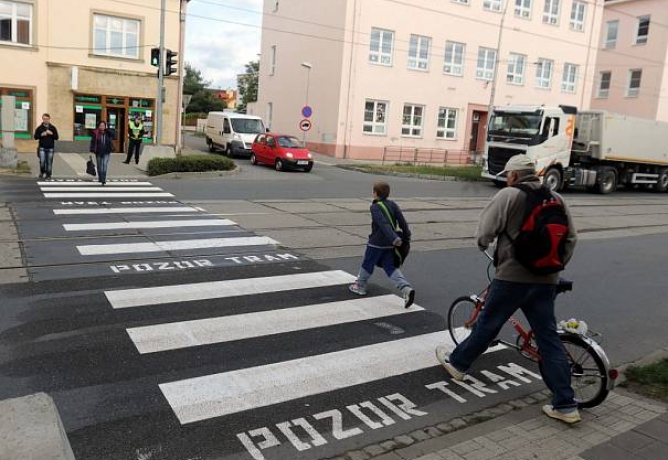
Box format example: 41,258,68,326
377,201,411,267
86,155,97,176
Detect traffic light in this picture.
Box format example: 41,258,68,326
150,47,161,67
165,49,178,76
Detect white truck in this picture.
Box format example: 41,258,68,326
481,105,668,194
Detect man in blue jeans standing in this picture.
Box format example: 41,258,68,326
33,113,59,180
436,155,580,423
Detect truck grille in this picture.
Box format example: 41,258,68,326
488,147,525,175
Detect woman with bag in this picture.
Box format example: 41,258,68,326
89,121,114,185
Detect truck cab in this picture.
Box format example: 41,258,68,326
482,105,576,191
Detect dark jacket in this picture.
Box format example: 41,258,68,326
89,130,114,155
34,124,59,149
368,198,411,248
476,175,577,285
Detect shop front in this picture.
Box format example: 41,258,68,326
73,94,154,153
0,87,34,141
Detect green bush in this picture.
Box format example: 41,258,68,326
147,155,235,176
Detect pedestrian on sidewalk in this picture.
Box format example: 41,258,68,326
349,181,416,308
124,114,144,164
435,154,581,424
33,113,59,180
89,121,114,185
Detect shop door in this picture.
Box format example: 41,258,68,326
106,108,126,153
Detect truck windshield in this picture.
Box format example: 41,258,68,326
489,112,542,137
231,119,265,134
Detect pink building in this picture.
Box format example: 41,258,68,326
590,0,668,121
254,0,604,160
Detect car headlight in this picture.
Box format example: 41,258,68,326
286,152,294,158
233,134,242,141
307,152,313,159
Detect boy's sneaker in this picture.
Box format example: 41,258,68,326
402,287,415,309
435,346,466,381
542,405,581,424
348,283,367,296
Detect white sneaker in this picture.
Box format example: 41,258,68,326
348,283,367,296
402,287,416,309
542,405,581,424
435,345,466,381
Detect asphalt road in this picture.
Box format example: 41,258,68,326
1,163,667,460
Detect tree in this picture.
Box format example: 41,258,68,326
237,60,259,114
183,63,227,113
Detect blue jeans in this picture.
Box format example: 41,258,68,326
96,153,110,183
356,245,411,291
38,148,54,177
449,280,577,411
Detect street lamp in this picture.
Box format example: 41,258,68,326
487,1,510,118
301,62,312,145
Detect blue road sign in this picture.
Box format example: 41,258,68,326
302,106,313,118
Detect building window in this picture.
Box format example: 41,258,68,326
597,71,611,98
507,53,526,85
0,87,33,139
535,58,553,88
266,102,273,129
437,107,458,139
93,14,140,59
542,0,560,25
444,41,465,76
270,45,276,75
408,34,431,70
604,20,618,49
363,100,388,135
476,47,497,81
570,1,586,32
483,0,503,12
636,16,650,45
402,104,424,137
451,0,469,4
627,69,642,97
369,28,394,66
561,63,578,93
0,1,32,45
514,0,532,19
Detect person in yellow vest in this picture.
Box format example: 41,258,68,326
124,114,145,164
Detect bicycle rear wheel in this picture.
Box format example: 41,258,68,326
447,297,479,346
560,333,609,408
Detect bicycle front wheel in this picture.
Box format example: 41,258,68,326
560,333,610,408
447,296,479,346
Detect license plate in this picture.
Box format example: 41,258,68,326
297,160,309,165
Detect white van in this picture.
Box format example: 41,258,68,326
204,112,266,157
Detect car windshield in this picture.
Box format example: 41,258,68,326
277,136,303,148
231,118,265,134
489,112,543,137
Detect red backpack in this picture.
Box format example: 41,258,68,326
511,184,570,275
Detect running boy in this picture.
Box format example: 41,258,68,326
349,181,416,308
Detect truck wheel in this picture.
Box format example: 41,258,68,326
492,180,505,188
543,168,562,192
655,169,668,193
597,169,617,194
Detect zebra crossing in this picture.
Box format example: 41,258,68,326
2,178,545,460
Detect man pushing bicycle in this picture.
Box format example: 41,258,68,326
436,154,581,424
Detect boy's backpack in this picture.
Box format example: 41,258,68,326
376,201,410,268
510,184,570,275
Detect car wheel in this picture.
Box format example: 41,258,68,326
225,144,232,157
275,159,284,171
304,164,313,173
250,153,258,165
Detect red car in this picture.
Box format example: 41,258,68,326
251,133,314,172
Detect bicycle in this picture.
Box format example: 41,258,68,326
447,251,618,408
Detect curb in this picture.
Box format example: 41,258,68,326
615,347,668,386
336,165,488,183
147,165,241,179
325,389,553,460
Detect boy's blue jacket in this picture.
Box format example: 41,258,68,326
368,198,411,248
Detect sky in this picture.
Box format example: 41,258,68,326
185,0,263,90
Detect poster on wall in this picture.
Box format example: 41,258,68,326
85,113,97,129
14,109,28,131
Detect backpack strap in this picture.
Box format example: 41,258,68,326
376,200,398,231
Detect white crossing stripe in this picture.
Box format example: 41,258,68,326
42,187,164,192
105,270,356,309
127,295,422,354
159,331,505,424
54,207,197,215
38,181,154,186
44,193,174,198
78,236,278,257
63,219,237,231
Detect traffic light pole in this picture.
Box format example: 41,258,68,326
156,0,166,144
